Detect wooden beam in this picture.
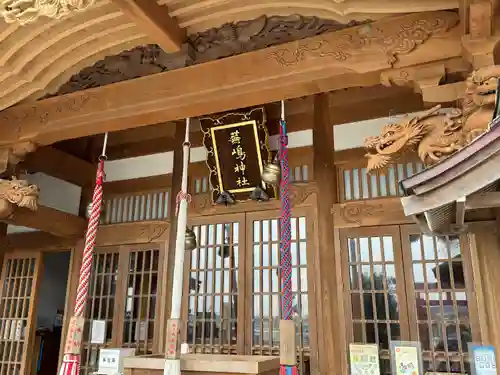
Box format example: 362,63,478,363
0,11,461,147
3,230,77,252
466,191,500,209
456,196,467,226
106,86,425,160
111,0,185,52
20,146,95,186
470,1,493,39
332,197,413,227
3,205,87,238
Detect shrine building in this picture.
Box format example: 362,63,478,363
0,1,500,375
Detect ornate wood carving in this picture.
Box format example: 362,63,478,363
1,0,94,25
364,64,500,171
189,181,317,217
0,12,462,147
95,221,169,246
332,197,412,227
0,141,38,175
269,11,458,67
43,15,368,98
0,177,39,219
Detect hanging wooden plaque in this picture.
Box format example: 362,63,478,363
200,107,275,203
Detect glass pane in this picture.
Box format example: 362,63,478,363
80,251,119,375
346,233,400,372
121,249,159,355
408,234,471,374
185,223,238,354
251,217,310,359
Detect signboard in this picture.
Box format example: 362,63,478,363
90,319,106,344
390,341,422,375
349,343,380,375
470,344,497,375
200,107,275,203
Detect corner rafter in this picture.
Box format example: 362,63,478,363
112,0,186,52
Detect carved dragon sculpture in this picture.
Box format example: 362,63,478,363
1,0,94,25
364,65,500,172
0,177,39,219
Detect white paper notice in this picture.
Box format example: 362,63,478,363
90,320,106,344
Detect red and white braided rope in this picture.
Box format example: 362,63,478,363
175,191,191,216
74,159,105,317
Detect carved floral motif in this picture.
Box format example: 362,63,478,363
43,15,368,98
269,11,458,66
1,0,94,25
0,177,39,219
188,182,317,216
364,64,500,171
333,202,385,225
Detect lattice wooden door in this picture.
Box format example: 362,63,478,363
80,248,120,375
245,207,318,375
0,252,43,375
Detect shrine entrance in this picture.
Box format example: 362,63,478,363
182,206,319,375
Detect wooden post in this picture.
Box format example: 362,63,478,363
470,222,500,370
312,93,345,375
159,124,184,354
0,223,7,274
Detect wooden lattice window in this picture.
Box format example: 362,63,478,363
121,247,161,354
290,165,309,182
341,227,408,375
80,249,120,375
79,244,164,375
183,220,242,354
401,227,477,374
193,177,210,194
340,225,480,375
182,210,317,375
250,216,311,374
339,161,424,202
103,189,170,224
0,253,41,375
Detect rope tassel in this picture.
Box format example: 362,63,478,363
58,135,108,375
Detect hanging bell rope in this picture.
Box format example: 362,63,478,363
58,133,108,375
278,100,298,375
165,118,193,375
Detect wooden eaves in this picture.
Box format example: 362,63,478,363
399,119,500,234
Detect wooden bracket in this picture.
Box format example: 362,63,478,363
380,59,469,103
0,141,37,176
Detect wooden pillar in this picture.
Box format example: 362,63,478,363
469,222,500,369
312,93,346,375
159,124,184,354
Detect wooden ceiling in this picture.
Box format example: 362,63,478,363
156,0,457,31
0,0,459,112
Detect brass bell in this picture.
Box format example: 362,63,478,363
261,158,281,186
185,227,197,251
249,185,269,201
216,191,236,206
85,200,106,220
